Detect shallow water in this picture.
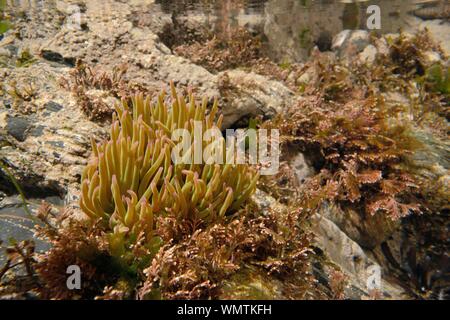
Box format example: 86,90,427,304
2,0,448,61
157,0,449,62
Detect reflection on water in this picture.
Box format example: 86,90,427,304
3,0,448,61
157,0,449,62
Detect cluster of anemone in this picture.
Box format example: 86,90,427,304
80,83,259,257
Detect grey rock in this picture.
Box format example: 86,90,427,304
0,197,51,266
321,204,400,249
3,45,18,57
332,30,370,59
28,125,45,137
44,101,63,113
6,116,31,142
45,141,65,148
422,50,442,66
217,70,295,128
358,44,378,66
312,210,406,299
312,212,375,282
331,30,352,51
407,18,450,56
290,152,315,184
0,47,11,58
40,50,76,67
348,31,371,51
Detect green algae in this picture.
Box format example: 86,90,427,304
424,63,450,94
0,0,12,36
15,48,37,67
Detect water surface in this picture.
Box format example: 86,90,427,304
157,0,449,62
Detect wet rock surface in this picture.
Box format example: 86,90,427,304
0,196,53,266
217,70,295,128
311,211,406,299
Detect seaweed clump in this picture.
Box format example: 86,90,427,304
139,202,314,300
60,60,149,121
173,28,264,73
365,31,448,137
34,203,121,299
0,203,123,300
8,194,315,300
264,30,449,224
275,94,422,219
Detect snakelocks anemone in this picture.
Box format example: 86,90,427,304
80,83,259,257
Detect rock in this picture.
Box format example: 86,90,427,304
312,213,376,284
28,125,45,137
0,47,11,58
6,116,31,142
217,70,295,128
311,210,407,299
358,44,377,66
332,30,370,59
373,37,390,57
40,50,76,66
321,204,400,249
408,19,450,56
422,50,442,66
346,30,371,51
138,54,219,98
251,189,286,215
331,30,351,51
0,60,107,198
128,3,172,36
0,196,51,266
220,265,290,299
413,4,450,21
290,152,315,184
297,72,311,85
44,101,63,113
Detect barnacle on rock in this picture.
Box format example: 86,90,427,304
80,83,259,259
